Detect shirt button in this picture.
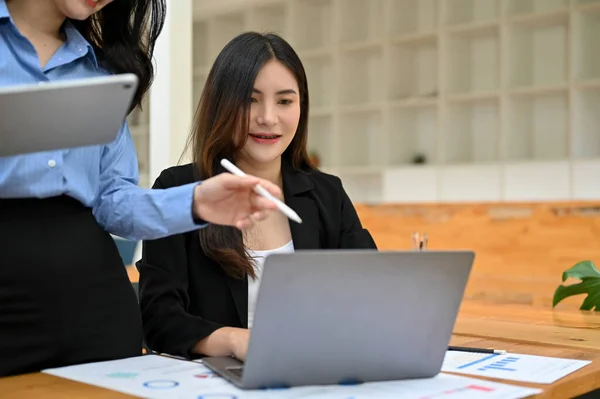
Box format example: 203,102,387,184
48,159,56,168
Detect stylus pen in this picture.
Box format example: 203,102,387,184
220,159,302,224
448,346,507,355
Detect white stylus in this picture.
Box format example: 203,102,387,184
220,159,303,224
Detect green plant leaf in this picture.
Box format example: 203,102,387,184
553,260,600,311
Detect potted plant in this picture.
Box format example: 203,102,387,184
552,260,600,311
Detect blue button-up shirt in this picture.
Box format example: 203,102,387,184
0,0,200,241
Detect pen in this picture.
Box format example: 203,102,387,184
448,345,507,355
412,232,420,250
412,232,429,251
220,159,303,224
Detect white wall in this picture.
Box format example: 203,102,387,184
150,0,194,181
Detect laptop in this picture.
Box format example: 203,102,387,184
203,250,475,389
0,73,138,156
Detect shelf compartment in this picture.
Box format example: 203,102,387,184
127,95,150,127
505,0,568,16
138,173,150,190
338,0,383,44
293,0,332,51
338,109,382,168
386,0,438,37
340,40,381,53
307,115,334,167
504,91,568,161
573,88,600,159
340,103,382,114
388,36,437,101
576,79,600,90
506,13,568,89
574,0,600,11
447,21,499,35
339,46,383,106
127,107,145,128
193,21,209,71
247,3,287,36
445,98,500,164
503,161,570,201
447,92,499,103
573,6,600,82
446,0,500,26
383,166,439,203
304,55,333,109
390,98,437,108
507,84,568,96
573,160,600,200
297,48,330,59
446,25,499,94
207,12,246,60
336,172,383,204
131,132,149,180
440,165,502,202
388,105,438,166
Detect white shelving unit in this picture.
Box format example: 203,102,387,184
192,0,600,203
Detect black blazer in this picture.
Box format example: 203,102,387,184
137,161,378,358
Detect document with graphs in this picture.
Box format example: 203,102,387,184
43,354,542,399
442,351,591,384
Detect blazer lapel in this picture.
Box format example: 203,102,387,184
287,195,320,250
282,162,321,250
226,274,248,328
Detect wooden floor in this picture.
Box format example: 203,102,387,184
354,201,600,309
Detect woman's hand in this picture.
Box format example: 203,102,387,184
228,328,250,361
192,173,281,230
193,327,250,361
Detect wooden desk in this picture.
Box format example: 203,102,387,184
2,301,599,398
449,301,600,398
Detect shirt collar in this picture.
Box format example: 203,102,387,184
0,0,10,20
0,1,98,70
63,20,99,70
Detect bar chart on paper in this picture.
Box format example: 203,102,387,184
477,356,520,372
442,351,591,384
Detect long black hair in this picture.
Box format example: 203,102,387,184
70,0,166,111
189,31,313,279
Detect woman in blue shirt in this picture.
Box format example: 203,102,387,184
0,0,281,376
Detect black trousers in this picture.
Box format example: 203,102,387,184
0,196,143,377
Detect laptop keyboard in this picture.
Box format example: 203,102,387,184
226,366,244,378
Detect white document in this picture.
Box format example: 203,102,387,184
442,351,591,384
43,355,541,399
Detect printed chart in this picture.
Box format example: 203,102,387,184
42,355,541,399
442,351,591,384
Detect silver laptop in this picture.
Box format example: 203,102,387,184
203,250,475,389
0,73,138,156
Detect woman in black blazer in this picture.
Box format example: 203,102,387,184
137,32,378,362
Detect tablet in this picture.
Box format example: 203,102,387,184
0,73,138,157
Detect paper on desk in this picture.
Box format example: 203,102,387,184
44,355,540,399
442,350,591,384
43,355,541,399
